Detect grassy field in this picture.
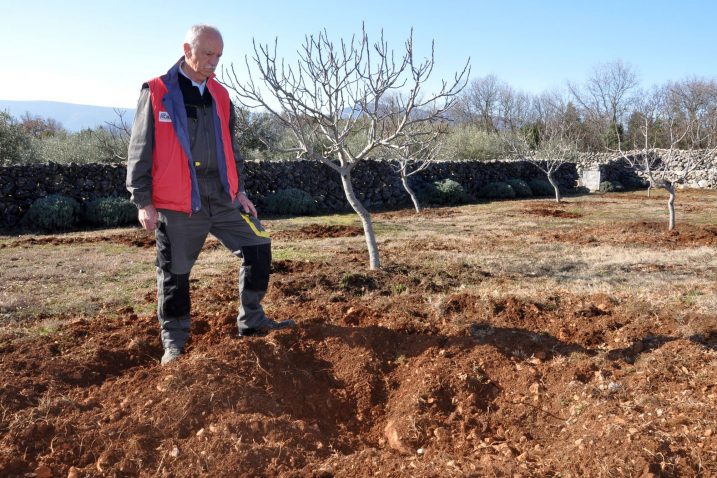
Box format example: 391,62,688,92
3,189,715,322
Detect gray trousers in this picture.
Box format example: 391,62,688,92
155,178,272,351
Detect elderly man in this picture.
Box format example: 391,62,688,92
126,24,293,365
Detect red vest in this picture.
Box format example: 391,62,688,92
147,76,239,213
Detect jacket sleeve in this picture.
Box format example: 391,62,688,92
126,84,154,208
229,101,246,194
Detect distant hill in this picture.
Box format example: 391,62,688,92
0,100,135,132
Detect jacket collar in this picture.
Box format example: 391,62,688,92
163,57,216,85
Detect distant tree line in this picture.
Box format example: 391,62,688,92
1,60,715,167
235,60,717,162
0,110,130,166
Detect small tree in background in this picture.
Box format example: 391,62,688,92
387,126,444,213
503,95,580,203
19,112,66,138
614,88,716,231
0,111,38,166
505,126,578,203
224,26,469,269
95,109,132,163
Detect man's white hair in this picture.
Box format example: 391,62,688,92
184,24,222,51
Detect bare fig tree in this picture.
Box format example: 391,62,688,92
614,88,715,230
386,123,446,213
97,108,132,162
503,95,579,203
223,27,469,269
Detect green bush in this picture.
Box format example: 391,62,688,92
0,111,39,166
440,126,506,161
263,188,318,215
599,180,624,193
476,181,516,199
428,179,472,205
573,185,591,195
527,179,555,197
505,179,533,197
21,194,80,232
620,174,649,190
83,196,137,227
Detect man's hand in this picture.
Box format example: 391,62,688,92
138,205,158,231
237,192,258,217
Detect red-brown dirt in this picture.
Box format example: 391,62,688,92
1,245,716,477
0,224,363,252
0,230,156,249
538,221,717,249
271,225,363,240
524,205,583,219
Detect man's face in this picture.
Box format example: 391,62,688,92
183,32,223,82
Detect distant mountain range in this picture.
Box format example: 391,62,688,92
0,100,135,132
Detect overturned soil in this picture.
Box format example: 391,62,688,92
1,246,716,477
524,205,583,219
272,224,363,241
538,220,717,249
0,223,363,253
0,229,156,249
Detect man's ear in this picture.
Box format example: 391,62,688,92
183,42,192,58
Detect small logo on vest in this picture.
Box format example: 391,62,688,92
158,111,172,123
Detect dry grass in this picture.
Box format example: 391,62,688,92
1,190,716,325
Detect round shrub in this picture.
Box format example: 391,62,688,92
429,179,472,205
620,175,648,190
83,196,137,228
21,194,80,232
263,188,318,215
599,180,624,193
573,185,591,195
477,182,516,200
505,179,533,198
527,179,555,197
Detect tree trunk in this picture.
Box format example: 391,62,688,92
401,170,422,213
547,172,562,203
666,183,676,231
340,171,381,269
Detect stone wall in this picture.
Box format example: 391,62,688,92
0,159,578,229
576,149,717,190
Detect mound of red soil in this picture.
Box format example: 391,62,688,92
1,230,155,249
272,224,363,240
541,221,717,248
524,206,582,219
376,207,460,220
1,260,715,476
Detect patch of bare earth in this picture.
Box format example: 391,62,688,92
2,192,717,477
272,224,363,240
375,207,461,220
524,204,583,219
539,221,717,249
0,229,156,249
1,255,716,477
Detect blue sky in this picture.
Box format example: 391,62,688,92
2,0,715,108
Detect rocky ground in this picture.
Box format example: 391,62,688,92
1,191,716,477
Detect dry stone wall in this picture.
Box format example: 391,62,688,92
0,159,578,229
577,149,717,190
